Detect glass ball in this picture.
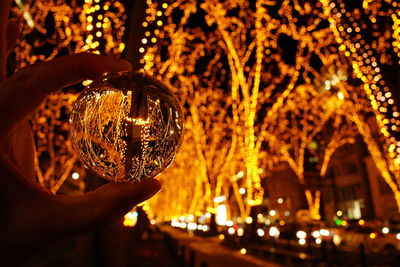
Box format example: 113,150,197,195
69,71,184,182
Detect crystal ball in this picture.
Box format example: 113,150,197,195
69,71,184,182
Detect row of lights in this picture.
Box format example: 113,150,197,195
228,215,400,242
391,2,400,64
140,1,168,72
225,223,331,246
171,215,400,256
319,0,400,211
324,0,400,169
82,0,126,55
170,220,210,232
81,1,125,86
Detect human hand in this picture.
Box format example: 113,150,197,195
0,1,161,264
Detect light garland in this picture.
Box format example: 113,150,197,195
11,0,126,192
319,0,400,209
12,0,400,221
144,0,400,222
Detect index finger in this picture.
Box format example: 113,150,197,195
0,52,132,136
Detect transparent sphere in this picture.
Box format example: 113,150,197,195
69,71,184,182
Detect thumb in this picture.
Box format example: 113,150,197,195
53,179,161,236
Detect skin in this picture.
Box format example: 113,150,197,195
0,1,161,264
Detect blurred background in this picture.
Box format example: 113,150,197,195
8,0,400,266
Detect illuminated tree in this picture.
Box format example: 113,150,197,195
144,0,400,221
11,0,126,192
12,0,400,222
143,1,244,218
266,83,343,219
317,115,358,178
319,0,400,209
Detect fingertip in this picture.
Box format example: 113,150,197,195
77,53,132,76
128,178,161,204
94,178,161,206
71,52,132,71
107,57,132,72
141,178,162,189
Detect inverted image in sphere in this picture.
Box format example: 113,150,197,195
69,71,184,182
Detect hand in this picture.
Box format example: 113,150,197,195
0,1,161,264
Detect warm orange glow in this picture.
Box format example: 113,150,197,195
12,1,400,223
320,0,400,209
144,0,400,222
12,0,126,192
123,210,138,227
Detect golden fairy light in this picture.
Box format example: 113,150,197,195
319,0,400,209
11,0,126,192
10,0,400,222
144,0,400,221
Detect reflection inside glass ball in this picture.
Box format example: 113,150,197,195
69,71,184,182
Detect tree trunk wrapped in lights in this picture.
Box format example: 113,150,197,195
319,0,400,209
11,0,400,221
145,0,400,222
265,81,353,220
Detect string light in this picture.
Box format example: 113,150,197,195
139,1,166,72
12,0,400,225
11,0,126,192
145,0,400,223
319,0,400,211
